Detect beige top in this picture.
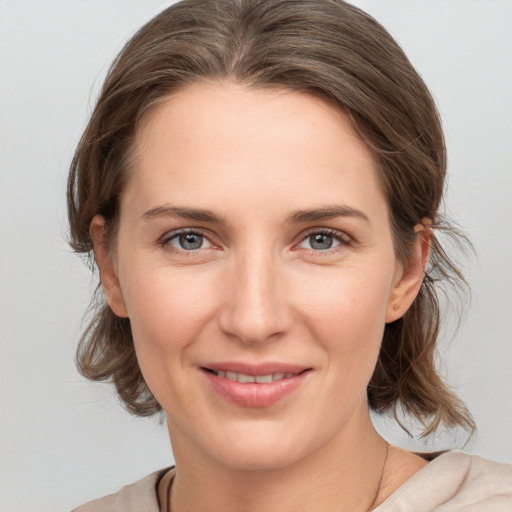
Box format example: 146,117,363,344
72,451,512,512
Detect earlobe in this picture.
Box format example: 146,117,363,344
385,222,431,323
90,215,129,318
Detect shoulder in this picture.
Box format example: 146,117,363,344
72,468,171,512
375,451,512,511
428,451,512,489
451,452,512,509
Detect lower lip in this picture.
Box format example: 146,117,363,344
202,369,310,408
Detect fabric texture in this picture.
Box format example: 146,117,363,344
72,451,512,512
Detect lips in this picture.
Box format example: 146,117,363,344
210,370,294,383
200,362,311,408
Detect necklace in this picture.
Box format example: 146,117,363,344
165,441,389,512
367,440,389,511
165,469,173,512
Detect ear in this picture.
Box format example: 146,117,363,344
90,215,129,318
385,222,431,323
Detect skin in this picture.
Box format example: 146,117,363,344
91,82,429,512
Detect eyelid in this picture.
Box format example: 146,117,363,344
294,227,353,252
159,227,219,252
157,226,353,255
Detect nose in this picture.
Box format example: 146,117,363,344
218,250,292,344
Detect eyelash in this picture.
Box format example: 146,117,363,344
297,228,353,255
159,228,215,255
159,227,353,255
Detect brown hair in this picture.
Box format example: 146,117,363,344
68,0,475,435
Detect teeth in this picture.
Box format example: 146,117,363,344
255,374,273,384
238,373,256,383
214,370,293,383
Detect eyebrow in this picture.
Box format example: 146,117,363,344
141,203,369,225
287,205,370,224
141,205,226,224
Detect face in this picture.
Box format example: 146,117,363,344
93,83,424,471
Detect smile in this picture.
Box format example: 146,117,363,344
209,370,297,383
201,364,311,408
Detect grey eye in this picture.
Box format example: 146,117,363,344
309,233,334,250
181,233,203,250
170,232,211,250
298,232,343,251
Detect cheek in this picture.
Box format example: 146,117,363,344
120,264,218,355
294,263,393,361
117,264,222,411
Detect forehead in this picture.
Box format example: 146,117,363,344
124,82,385,222
133,82,372,165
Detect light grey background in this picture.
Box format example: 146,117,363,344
1,1,511,510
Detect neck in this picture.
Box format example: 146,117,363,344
166,407,388,512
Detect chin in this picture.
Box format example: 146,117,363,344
214,444,301,472
200,420,321,472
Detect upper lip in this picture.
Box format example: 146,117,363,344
201,362,311,376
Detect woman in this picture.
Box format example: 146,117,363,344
68,0,512,510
